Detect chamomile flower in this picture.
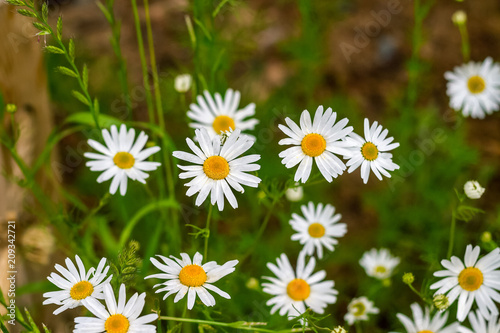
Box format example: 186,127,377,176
394,303,462,333
43,256,112,315
430,245,500,322
262,252,338,320
464,180,485,199
187,89,258,138
344,296,379,326
445,57,500,119
173,128,261,211
278,106,353,183
74,284,157,333
84,124,161,196
459,310,500,333
290,202,347,259
359,248,400,280
344,118,400,184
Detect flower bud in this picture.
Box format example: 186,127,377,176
6,104,17,113
481,231,492,243
464,180,485,199
174,74,192,93
332,326,347,333
402,272,415,285
433,294,450,311
285,185,303,202
452,10,467,26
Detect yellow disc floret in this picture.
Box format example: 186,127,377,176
418,331,433,333
70,281,94,300
458,267,483,291
301,133,326,157
467,75,486,94
286,278,311,301
361,142,378,161
179,264,207,287
203,156,230,180
308,223,326,238
350,301,366,316
113,152,135,169
213,115,236,134
375,266,387,274
105,314,130,333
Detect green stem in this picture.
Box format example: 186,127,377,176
458,24,470,62
204,205,213,259
447,212,457,258
355,322,362,333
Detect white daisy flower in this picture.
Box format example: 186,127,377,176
187,89,258,138
344,296,379,326
290,202,347,259
464,180,485,199
84,124,161,196
42,255,112,315
344,118,400,184
278,106,353,183
74,284,157,333
359,248,400,280
445,57,500,119
430,245,500,322
172,128,261,211
394,302,462,333
175,74,192,93
459,310,500,333
262,252,338,320
145,252,238,310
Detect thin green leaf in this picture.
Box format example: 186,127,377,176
44,45,65,54
42,3,48,21
212,0,231,18
17,9,37,18
94,98,100,115
82,64,89,90
32,22,49,33
1,321,9,333
24,308,40,333
57,16,63,40
69,39,75,61
42,324,51,333
5,0,24,6
65,112,121,128
96,1,112,23
57,66,78,78
193,18,212,41
72,90,90,106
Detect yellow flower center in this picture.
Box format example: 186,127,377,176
203,156,230,180
418,331,433,333
361,142,378,161
458,267,483,291
467,75,486,94
301,133,326,157
286,278,311,301
308,223,326,238
113,152,135,169
104,314,130,333
213,115,236,134
350,302,366,316
69,281,94,300
179,264,207,287
375,266,387,274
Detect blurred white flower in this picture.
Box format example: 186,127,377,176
459,310,500,333
145,252,238,310
464,180,485,199
394,303,461,333
359,248,400,280
344,296,379,325
445,57,500,119
175,74,192,93
285,185,303,202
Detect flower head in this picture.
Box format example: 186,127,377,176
464,180,485,199
445,57,500,119
74,284,157,332
278,106,353,183
262,252,338,320
84,124,161,196
430,245,500,321
173,128,261,211
459,310,500,333
433,294,450,312
290,202,347,259
187,89,258,138
175,74,192,93
359,248,400,280
344,296,379,326
394,303,461,333
344,119,400,184
145,252,238,310
43,256,112,315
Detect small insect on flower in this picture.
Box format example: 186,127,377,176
43,255,112,315
359,248,400,280
187,89,258,138
84,124,161,196
173,128,261,211
74,284,157,333
464,180,485,199
344,296,379,326
344,118,400,184
459,310,500,333
175,74,192,93
289,202,347,259
145,252,238,310
278,106,353,183
262,252,338,320
445,57,500,119
430,245,500,322
394,303,462,333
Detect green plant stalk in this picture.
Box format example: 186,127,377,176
355,321,362,333
447,212,457,258
458,24,470,63
204,204,213,259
